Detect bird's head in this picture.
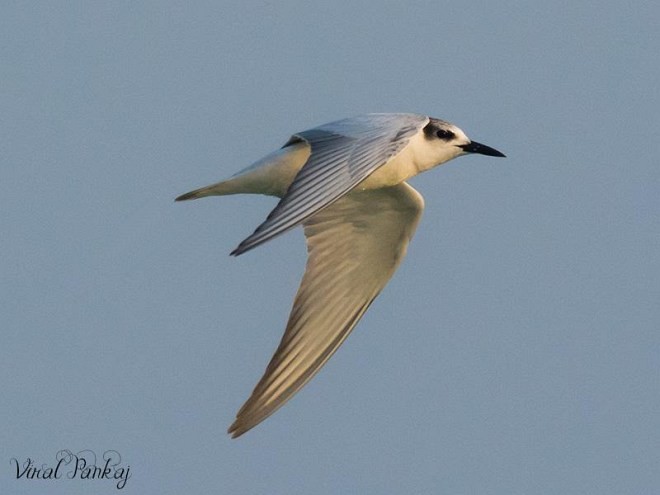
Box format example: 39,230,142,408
423,118,506,164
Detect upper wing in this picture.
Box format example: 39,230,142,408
228,182,425,437
230,113,428,255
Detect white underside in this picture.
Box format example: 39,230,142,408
186,129,464,200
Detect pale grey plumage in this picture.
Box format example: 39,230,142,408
175,113,505,438
230,114,428,255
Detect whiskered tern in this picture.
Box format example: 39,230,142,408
176,113,505,437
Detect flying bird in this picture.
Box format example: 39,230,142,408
176,113,505,438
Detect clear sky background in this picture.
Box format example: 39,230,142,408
2,2,659,494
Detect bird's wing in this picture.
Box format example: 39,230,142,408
228,182,425,437
231,113,428,255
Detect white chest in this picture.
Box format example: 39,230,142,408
359,132,461,189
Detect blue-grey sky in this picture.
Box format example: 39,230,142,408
2,2,659,494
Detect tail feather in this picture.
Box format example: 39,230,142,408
175,180,238,201
176,142,311,202
175,189,205,201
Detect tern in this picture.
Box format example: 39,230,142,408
176,113,505,437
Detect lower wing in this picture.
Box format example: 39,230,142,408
228,182,425,437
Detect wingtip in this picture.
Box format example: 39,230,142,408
227,421,247,439
230,239,257,257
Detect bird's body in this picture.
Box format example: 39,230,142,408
176,113,504,437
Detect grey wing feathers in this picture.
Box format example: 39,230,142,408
228,182,425,437
230,113,428,255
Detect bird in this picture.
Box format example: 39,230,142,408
176,113,505,438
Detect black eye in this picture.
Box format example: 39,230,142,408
436,129,455,141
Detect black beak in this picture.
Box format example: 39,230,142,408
459,141,506,157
